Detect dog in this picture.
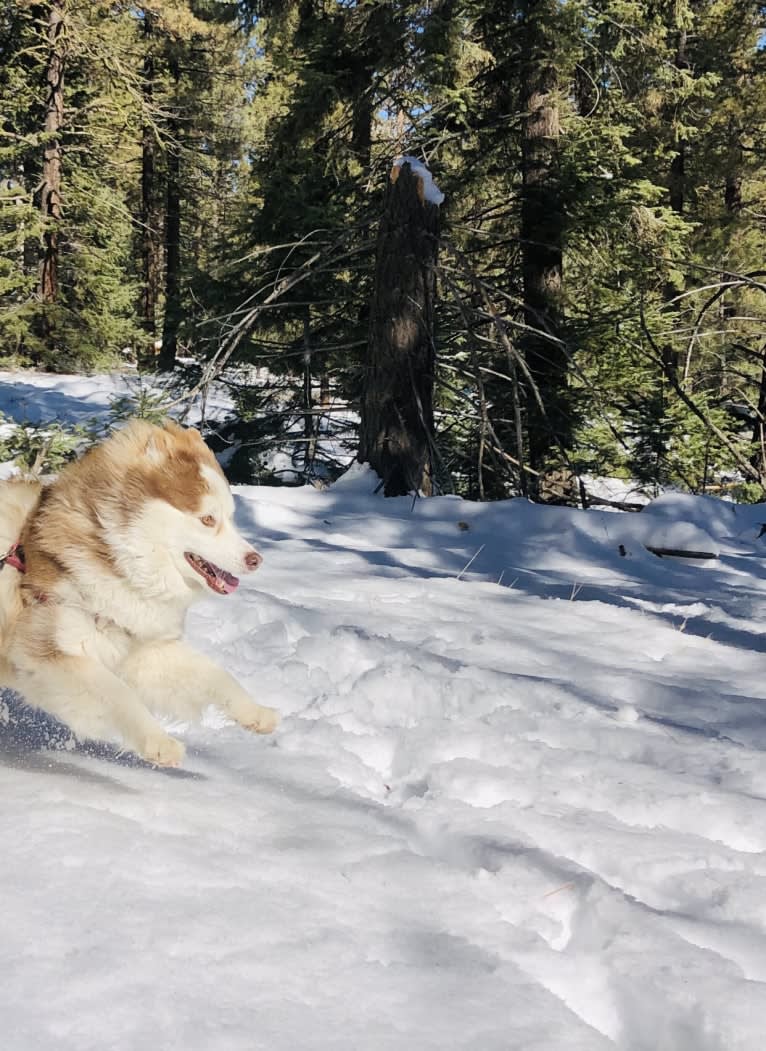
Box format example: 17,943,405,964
0,419,279,767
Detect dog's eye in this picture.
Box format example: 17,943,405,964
200,515,216,528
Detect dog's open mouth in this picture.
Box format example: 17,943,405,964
184,552,239,595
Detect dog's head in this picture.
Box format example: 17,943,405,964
105,421,262,601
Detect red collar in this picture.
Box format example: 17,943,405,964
1,542,26,574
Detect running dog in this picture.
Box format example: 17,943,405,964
0,420,279,767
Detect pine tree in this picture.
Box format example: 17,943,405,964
133,0,249,370
0,0,765,501
0,0,143,368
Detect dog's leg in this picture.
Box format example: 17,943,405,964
15,655,186,767
119,640,279,733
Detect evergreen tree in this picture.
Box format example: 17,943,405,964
1,0,765,500
0,0,143,368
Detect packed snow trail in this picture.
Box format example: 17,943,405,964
2,373,766,1049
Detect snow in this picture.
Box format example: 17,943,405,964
0,368,357,483
392,155,445,205
3,373,766,1049
0,369,235,428
582,474,651,507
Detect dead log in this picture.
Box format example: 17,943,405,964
644,545,718,560
585,495,646,512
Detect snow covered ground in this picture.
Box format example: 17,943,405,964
0,368,234,428
0,368,356,484
2,372,766,1050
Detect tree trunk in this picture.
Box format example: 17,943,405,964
662,26,690,379
159,112,181,371
724,170,743,214
320,372,330,408
40,0,65,307
751,342,766,478
668,28,689,216
724,117,743,215
140,10,162,352
519,0,566,473
303,308,316,474
668,146,685,215
358,162,440,496
347,4,384,172
351,94,372,172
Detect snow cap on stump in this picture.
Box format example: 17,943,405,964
391,155,445,206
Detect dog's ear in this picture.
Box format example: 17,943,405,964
144,423,207,464
144,436,165,465
161,420,206,447
183,426,206,445
114,419,171,465
143,426,171,465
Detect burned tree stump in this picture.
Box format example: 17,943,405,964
358,160,441,496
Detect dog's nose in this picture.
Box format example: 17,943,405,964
244,550,262,572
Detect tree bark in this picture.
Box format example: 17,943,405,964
519,0,567,472
724,170,743,214
662,26,690,379
358,162,440,496
668,28,689,216
159,56,181,373
724,117,743,215
751,342,766,477
40,0,65,307
303,308,316,474
140,10,162,352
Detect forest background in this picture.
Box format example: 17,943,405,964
2,0,766,503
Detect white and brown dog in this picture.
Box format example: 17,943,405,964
0,420,278,767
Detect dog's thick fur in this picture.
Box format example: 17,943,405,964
0,420,278,766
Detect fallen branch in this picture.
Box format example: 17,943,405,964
585,495,646,512
644,545,717,560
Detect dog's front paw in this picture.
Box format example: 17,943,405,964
140,732,186,768
238,704,280,735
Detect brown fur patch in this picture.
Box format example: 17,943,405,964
15,605,63,661
24,466,121,580
20,546,65,606
113,420,224,518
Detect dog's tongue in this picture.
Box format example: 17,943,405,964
215,568,239,594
